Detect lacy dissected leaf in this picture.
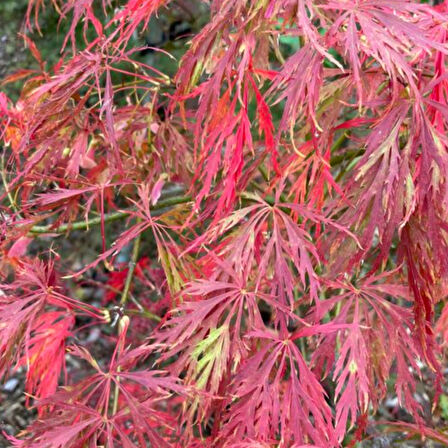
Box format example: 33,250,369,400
155,257,274,428
0,259,101,381
111,0,168,48
18,311,74,408
0,289,43,380
326,0,447,101
220,327,344,447
201,194,355,308
312,273,423,438
268,44,324,136
8,46,161,190
399,219,446,371
13,326,183,448
335,102,412,265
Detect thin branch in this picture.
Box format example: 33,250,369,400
1,153,20,215
120,218,142,307
330,132,349,155
331,148,365,167
111,218,144,416
28,194,192,235
126,307,161,322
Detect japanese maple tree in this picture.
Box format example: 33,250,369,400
1,0,448,446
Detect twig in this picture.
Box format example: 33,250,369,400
1,153,20,215
120,218,142,307
331,131,349,155
28,194,192,235
331,148,365,167
127,307,161,322
111,222,143,417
